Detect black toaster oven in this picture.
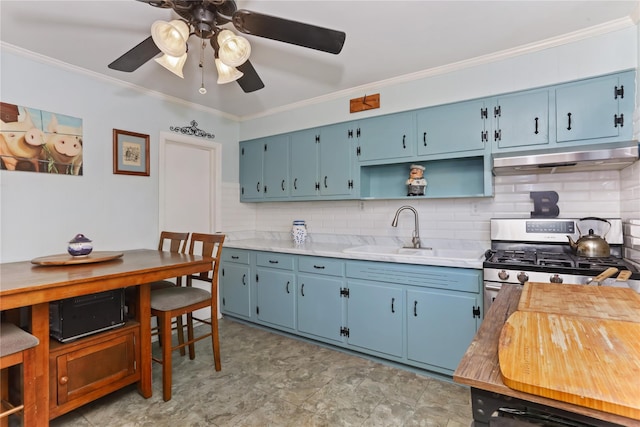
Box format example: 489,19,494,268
49,289,125,342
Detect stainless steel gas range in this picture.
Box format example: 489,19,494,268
484,218,640,311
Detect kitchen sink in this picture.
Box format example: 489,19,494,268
342,245,481,260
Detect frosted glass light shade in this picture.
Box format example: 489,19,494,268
217,29,251,67
151,20,190,57
215,58,243,84
155,53,187,78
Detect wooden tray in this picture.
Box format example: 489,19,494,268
499,310,640,420
519,282,640,322
31,251,124,266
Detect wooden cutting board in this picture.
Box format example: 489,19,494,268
499,311,640,420
519,282,640,322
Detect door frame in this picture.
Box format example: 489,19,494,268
158,131,222,234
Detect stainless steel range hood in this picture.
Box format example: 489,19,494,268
492,144,639,175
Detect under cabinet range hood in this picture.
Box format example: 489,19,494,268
492,144,639,175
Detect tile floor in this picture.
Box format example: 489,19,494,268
50,318,473,426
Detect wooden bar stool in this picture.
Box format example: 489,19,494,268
0,323,39,427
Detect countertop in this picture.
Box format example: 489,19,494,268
453,284,640,426
223,234,485,269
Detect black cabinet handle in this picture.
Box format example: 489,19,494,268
534,117,539,135
567,112,572,130
402,135,406,149
324,176,328,188
281,180,285,191
391,297,395,313
413,300,418,317
242,274,246,286
301,284,305,297
257,182,261,192
313,265,325,269
286,281,290,294
423,132,427,146
294,178,298,190
231,255,239,259
268,260,279,264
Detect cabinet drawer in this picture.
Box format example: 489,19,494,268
256,252,295,270
222,248,250,264
298,256,344,276
346,260,481,293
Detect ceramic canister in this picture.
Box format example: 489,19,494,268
291,220,307,245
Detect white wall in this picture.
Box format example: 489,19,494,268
0,49,240,262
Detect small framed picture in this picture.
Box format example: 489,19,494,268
113,129,150,176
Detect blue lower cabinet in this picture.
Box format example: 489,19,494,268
296,274,345,344
407,288,480,373
220,262,251,319
255,268,296,330
346,280,404,358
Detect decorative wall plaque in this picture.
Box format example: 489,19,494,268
169,120,215,139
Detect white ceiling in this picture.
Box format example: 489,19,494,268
1,1,638,119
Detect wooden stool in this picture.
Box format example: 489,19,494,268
0,323,39,427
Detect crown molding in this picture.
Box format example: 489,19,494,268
0,42,240,122
240,16,636,122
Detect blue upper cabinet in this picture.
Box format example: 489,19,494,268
556,71,634,144
239,140,264,200
289,124,355,198
493,89,550,150
416,99,488,158
290,128,320,198
262,135,290,199
318,122,356,197
355,112,416,162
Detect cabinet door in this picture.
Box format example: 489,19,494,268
49,323,140,418
263,135,290,199
220,263,251,318
495,90,549,149
346,281,404,358
407,288,479,372
417,99,487,156
357,112,415,162
290,129,319,197
318,123,354,197
297,274,344,343
556,75,623,143
256,268,295,330
239,141,264,200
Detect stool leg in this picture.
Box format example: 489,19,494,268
212,313,221,372
160,313,173,402
187,314,196,360
22,347,36,427
1,368,8,427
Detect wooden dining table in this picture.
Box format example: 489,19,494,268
0,249,214,426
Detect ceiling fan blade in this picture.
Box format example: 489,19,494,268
236,60,265,93
232,9,346,54
108,36,161,72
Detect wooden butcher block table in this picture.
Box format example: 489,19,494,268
499,282,640,421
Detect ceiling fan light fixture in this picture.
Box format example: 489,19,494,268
151,19,190,57
215,58,243,84
217,29,251,67
154,53,187,78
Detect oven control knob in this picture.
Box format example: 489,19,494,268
498,270,509,281
549,274,563,284
517,272,529,284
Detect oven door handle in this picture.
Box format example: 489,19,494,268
484,283,503,291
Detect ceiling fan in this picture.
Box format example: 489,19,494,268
108,0,346,93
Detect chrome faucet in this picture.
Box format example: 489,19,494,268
391,205,421,248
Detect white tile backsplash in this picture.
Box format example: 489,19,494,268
220,161,640,252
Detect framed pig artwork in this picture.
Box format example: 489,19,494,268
0,102,83,175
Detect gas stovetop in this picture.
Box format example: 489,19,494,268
486,218,640,281
484,248,639,276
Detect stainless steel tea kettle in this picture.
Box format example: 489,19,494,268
567,217,611,258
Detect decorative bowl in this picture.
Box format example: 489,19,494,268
68,233,93,257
